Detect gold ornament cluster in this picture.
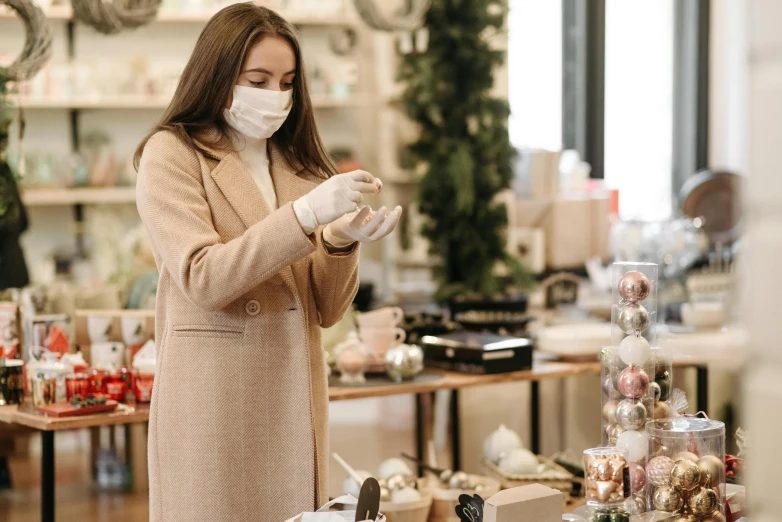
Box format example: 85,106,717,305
585,451,628,505
651,453,725,521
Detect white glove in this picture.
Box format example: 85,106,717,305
299,170,379,226
323,205,402,247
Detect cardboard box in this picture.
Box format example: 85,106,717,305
512,194,611,270
484,484,563,522
513,149,561,198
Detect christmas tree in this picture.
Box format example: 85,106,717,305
398,0,529,299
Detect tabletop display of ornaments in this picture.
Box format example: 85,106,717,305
645,418,727,522
600,263,674,516
483,425,541,475
582,446,632,522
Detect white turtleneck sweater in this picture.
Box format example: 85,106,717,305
229,132,321,237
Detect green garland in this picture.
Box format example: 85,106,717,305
398,0,531,300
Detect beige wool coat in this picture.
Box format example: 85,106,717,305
136,130,359,522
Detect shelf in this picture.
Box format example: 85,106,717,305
22,187,137,206
0,5,355,25
18,93,371,110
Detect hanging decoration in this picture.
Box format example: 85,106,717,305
71,0,162,35
0,0,53,81
352,0,429,32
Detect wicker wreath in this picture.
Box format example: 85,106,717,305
353,0,429,32
1,0,52,81
71,0,162,35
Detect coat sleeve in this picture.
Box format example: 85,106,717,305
309,228,360,328
136,131,316,311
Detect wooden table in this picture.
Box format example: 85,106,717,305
1,357,721,522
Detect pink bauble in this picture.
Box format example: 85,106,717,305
647,456,675,487
618,271,651,302
617,366,650,398
629,462,646,492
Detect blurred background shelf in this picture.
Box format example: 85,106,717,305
0,5,356,25
17,93,372,110
22,187,137,206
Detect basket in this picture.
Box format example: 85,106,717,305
379,489,433,522
425,474,501,522
483,455,574,497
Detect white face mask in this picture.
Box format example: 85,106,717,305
223,85,293,140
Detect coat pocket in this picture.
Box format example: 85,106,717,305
172,324,244,339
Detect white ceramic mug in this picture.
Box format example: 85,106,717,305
359,327,406,358
356,307,404,329
121,316,147,346
87,315,113,343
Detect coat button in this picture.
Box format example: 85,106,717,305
245,300,260,316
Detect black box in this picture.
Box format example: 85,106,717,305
421,331,533,374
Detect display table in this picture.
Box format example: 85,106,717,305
0,356,731,522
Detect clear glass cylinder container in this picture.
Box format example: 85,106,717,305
645,418,726,519
583,447,630,507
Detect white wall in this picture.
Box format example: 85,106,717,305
709,0,749,174
744,0,782,516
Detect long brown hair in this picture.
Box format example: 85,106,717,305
133,3,336,178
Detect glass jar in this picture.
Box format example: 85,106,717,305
105,372,127,402
65,373,89,400
87,368,107,395
134,372,154,403
583,447,630,507
645,418,725,519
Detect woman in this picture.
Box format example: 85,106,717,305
134,4,401,521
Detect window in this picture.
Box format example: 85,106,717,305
508,0,562,151
604,0,675,220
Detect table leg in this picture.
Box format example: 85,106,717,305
531,381,540,455
415,394,425,477
41,431,54,522
126,423,149,493
0,456,11,489
450,389,461,472
697,367,709,415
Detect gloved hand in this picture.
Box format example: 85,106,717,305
323,205,402,248
300,170,379,226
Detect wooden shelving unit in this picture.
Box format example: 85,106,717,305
21,187,137,206
0,5,356,25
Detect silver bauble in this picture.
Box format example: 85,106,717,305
384,344,424,382
624,494,646,515
616,399,647,430
618,303,650,334
386,473,408,490
649,382,662,401
448,470,471,489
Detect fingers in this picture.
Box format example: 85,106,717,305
350,206,373,228
359,206,388,236
368,206,402,241
353,181,380,194
347,170,375,184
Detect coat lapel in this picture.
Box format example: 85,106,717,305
269,145,318,206
209,152,271,229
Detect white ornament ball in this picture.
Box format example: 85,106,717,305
498,448,539,475
391,486,422,503
377,458,413,480
616,430,649,463
619,335,651,367
342,470,373,498
483,424,523,463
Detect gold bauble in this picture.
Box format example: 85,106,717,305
690,486,719,516
653,486,683,512
696,455,724,487
701,513,726,522
671,459,701,491
653,400,672,419
603,400,619,423
674,451,699,462
671,516,698,522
